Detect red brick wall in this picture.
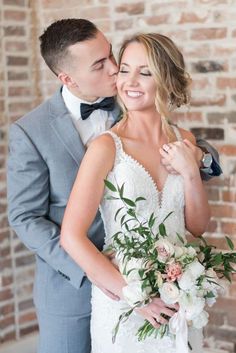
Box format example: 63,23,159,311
1,0,236,351
0,0,38,344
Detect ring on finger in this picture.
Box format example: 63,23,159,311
163,144,171,152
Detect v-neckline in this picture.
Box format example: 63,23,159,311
109,131,170,195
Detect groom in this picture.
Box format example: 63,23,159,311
7,19,222,353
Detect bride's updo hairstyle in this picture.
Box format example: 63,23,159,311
117,33,192,142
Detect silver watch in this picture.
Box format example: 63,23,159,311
201,152,213,168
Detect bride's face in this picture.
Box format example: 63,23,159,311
116,42,157,112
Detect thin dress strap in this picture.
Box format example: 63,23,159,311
103,130,122,149
172,125,183,141
102,131,123,163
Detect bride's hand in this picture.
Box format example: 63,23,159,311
160,140,200,179
135,297,179,328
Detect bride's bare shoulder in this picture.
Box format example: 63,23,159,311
87,132,116,160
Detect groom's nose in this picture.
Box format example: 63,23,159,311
108,56,118,76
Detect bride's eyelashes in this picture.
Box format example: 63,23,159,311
140,71,152,76
119,69,129,73
119,69,152,76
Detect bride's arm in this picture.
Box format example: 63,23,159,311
61,134,126,298
160,130,211,237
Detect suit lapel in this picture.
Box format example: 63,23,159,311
49,88,85,166
50,114,85,166
48,88,121,165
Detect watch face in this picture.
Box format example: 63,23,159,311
202,153,213,168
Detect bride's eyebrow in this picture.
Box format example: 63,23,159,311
120,63,149,68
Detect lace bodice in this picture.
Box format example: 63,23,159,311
99,129,186,249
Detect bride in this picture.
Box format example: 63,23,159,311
61,33,210,353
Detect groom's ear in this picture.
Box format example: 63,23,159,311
58,72,78,88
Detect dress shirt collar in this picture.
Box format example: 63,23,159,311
62,85,105,121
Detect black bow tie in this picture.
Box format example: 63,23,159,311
80,97,115,120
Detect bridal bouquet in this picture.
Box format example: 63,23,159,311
104,180,236,351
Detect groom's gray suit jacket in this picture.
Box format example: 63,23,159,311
7,88,119,316
7,88,221,317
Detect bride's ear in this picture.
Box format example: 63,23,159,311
58,72,78,89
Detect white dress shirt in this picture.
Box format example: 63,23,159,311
62,85,115,146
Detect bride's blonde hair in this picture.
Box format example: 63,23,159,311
117,33,192,142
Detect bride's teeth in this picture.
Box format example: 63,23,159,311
127,91,142,97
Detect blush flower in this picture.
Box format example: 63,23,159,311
155,239,175,263
166,262,182,282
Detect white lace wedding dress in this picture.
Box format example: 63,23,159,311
90,128,203,353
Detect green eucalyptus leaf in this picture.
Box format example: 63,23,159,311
148,213,156,228
223,271,232,282
118,183,125,198
212,253,223,266
105,195,119,200
135,196,146,202
176,233,185,244
225,236,234,251
122,197,136,207
104,179,117,192
205,291,215,298
124,222,130,232
199,236,208,247
162,211,173,223
120,214,126,225
114,207,124,222
159,223,166,237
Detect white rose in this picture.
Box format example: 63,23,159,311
178,271,196,291
159,282,180,305
180,294,205,320
155,239,175,263
192,310,209,329
121,257,144,282
187,261,205,279
122,281,150,307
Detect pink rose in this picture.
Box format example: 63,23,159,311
155,239,175,263
166,262,182,282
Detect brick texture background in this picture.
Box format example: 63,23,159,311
0,0,236,351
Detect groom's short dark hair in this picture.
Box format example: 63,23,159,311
39,18,98,75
